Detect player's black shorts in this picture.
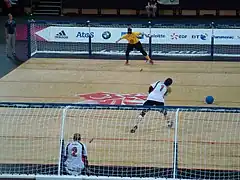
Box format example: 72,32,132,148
127,41,144,51
143,100,167,116
143,100,164,106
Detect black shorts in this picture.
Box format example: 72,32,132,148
143,100,167,115
143,100,164,107
127,41,143,51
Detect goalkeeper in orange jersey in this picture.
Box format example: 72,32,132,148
116,27,154,65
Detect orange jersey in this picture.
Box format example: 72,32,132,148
121,32,141,44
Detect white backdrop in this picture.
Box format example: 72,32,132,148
34,26,240,45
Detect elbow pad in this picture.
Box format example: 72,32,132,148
148,86,154,93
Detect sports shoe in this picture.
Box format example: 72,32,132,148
138,114,144,119
130,125,138,133
146,60,154,65
167,120,173,128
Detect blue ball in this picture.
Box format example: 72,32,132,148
205,96,214,104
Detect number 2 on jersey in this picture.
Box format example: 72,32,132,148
71,147,78,157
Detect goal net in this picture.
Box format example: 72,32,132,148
0,102,239,180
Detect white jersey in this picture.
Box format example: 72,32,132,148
64,141,87,173
147,81,167,103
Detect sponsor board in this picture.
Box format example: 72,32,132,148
171,33,187,40
102,31,111,39
213,29,239,45
55,30,68,39
35,27,213,45
76,31,94,38
192,33,208,41
34,26,240,45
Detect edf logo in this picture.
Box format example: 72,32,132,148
192,33,208,40
171,33,187,40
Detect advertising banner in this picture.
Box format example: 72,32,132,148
34,26,211,45
34,26,240,45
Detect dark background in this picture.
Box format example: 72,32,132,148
3,0,240,9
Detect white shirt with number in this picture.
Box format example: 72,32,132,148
64,141,87,171
147,81,167,103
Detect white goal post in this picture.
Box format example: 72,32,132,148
0,102,239,180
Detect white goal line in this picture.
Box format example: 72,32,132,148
0,174,200,180
30,50,240,57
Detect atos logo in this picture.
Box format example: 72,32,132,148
102,31,111,39
171,33,187,39
76,32,94,38
192,33,208,40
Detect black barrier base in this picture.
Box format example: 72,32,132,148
31,53,240,62
0,164,239,179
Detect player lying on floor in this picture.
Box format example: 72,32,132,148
131,78,173,133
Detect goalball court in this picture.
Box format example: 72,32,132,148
0,58,239,179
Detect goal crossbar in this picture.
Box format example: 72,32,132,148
0,101,239,111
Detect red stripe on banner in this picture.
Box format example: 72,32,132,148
16,24,27,40
4,0,12,8
16,24,48,41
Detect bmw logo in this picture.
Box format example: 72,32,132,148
102,31,111,39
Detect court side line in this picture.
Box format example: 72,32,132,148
24,60,240,65
0,96,77,99
15,67,240,74
0,135,239,145
0,80,240,88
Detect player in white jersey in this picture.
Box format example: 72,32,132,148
130,78,173,133
64,133,88,176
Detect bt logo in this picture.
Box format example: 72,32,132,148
192,33,208,40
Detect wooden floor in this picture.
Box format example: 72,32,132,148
0,58,240,106
0,58,239,170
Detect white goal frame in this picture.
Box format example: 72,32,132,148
0,102,239,180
